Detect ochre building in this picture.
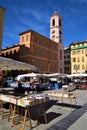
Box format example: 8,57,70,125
1,11,64,73
2,30,58,73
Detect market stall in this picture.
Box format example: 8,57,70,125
0,90,49,130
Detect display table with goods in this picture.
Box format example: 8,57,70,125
0,92,49,130
48,92,77,111
62,84,76,92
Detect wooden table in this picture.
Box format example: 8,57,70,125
0,94,49,130
0,94,21,120
48,92,77,111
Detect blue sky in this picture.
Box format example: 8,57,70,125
0,0,87,48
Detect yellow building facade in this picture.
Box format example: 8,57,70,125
71,41,87,74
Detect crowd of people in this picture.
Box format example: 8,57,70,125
14,77,36,94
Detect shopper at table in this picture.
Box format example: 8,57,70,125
14,80,25,94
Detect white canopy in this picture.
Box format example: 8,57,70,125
17,72,46,80
47,73,67,77
67,73,87,78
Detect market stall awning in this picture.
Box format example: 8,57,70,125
47,73,67,77
0,56,39,71
67,73,87,78
17,72,47,80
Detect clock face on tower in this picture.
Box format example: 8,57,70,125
52,30,55,34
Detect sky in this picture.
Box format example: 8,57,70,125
0,0,87,49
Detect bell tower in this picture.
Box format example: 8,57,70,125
50,10,62,44
50,11,64,73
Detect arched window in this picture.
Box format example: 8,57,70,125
52,19,55,26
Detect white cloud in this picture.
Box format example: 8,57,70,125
12,8,49,34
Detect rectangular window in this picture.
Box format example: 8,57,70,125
46,52,48,58
46,42,48,48
34,61,37,66
54,54,56,60
60,50,62,60
85,49,87,56
73,58,76,62
41,40,44,46
40,61,43,69
34,48,38,55
67,55,70,58
22,36,24,42
82,65,85,69
77,57,80,62
26,35,29,41
77,50,80,54
86,64,87,69
59,18,61,27
82,57,84,62
64,56,66,59
46,62,48,69
52,19,55,26
31,34,33,42
72,51,75,55
73,64,79,71
40,50,42,57
82,50,84,54
35,36,38,43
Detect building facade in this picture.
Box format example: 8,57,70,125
2,30,58,73
64,47,71,74
0,7,5,54
19,30,58,73
70,41,87,74
1,44,20,60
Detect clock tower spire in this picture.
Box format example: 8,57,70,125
50,10,62,44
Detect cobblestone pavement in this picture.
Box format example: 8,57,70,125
0,88,87,130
